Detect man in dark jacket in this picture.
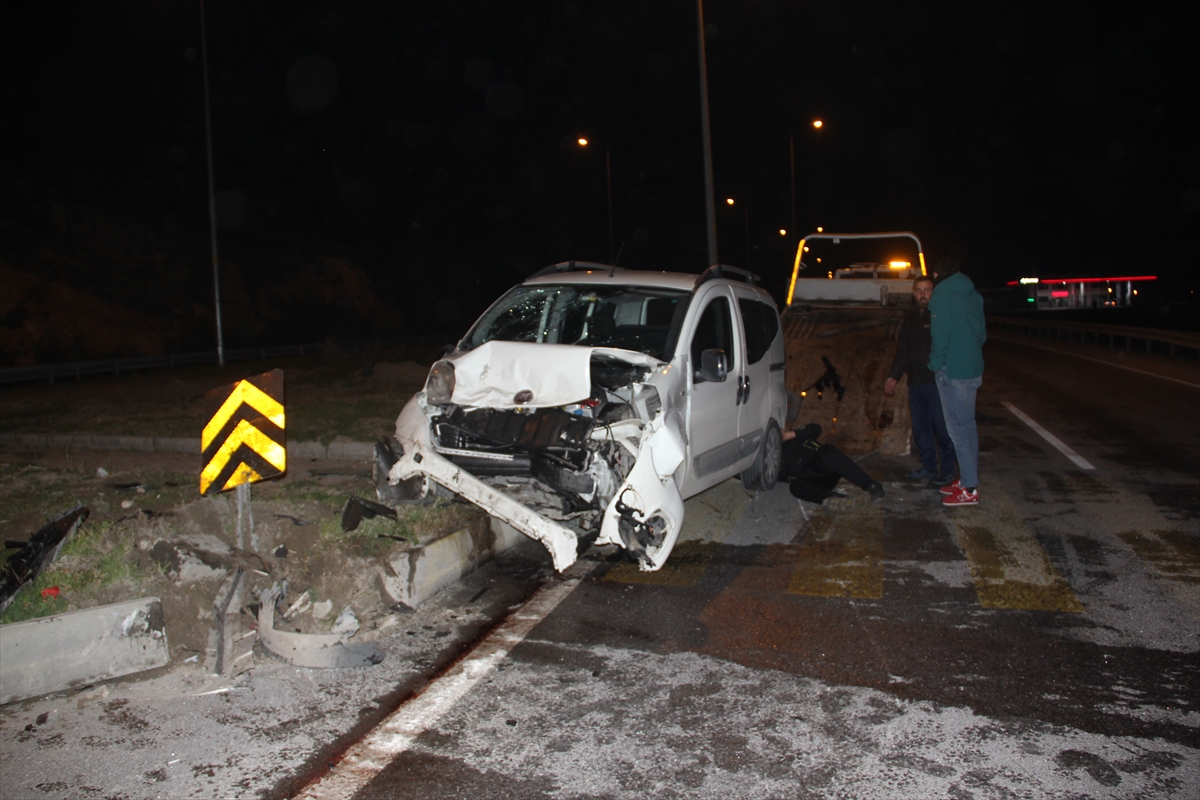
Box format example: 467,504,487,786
928,258,986,507
781,423,885,503
885,276,956,482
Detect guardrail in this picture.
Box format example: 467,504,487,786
987,317,1200,359
0,335,452,388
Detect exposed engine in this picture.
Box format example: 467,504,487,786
427,355,660,533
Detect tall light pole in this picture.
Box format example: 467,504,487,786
576,138,614,263
200,0,224,366
725,197,749,268
696,0,718,267
789,118,824,262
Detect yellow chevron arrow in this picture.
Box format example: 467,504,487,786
202,379,285,453
199,418,285,494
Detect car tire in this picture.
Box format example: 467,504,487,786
741,420,782,492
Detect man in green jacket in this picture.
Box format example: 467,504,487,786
927,258,986,506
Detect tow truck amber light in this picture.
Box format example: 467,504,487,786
424,361,455,405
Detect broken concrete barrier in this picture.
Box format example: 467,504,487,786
379,518,526,609
0,597,170,705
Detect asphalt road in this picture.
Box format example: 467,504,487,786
318,336,1199,799
2,337,1197,799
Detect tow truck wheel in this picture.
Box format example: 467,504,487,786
741,420,782,491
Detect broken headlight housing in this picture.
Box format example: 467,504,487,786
424,360,455,406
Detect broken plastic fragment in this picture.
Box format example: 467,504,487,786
340,495,398,532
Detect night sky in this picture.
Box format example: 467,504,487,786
2,1,1197,358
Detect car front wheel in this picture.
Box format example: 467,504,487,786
741,420,782,491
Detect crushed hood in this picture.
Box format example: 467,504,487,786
449,341,661,409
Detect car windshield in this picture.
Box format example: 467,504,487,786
462,283,691,362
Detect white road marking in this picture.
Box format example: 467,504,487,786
990,334,1200,389
293,560,596,800
1002,401,1095,470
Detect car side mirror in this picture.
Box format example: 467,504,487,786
697,348,728,383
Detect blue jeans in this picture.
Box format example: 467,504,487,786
909,382,956,476
935,371,982,489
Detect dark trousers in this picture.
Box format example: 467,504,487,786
782,438,875,503
909,381,956,475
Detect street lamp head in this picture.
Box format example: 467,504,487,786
725,197,735,205
779,229,787,236
577,138,589,147
812,119,823,129
816,226,823,232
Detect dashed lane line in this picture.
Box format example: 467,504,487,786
1002,401,1096,470
292,560,597,800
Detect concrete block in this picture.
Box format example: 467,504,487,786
379,518,527,609
0,597,170,705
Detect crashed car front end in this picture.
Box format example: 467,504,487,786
383,340,688,573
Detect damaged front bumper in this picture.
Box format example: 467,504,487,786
387,397,582,571
383,392,688,573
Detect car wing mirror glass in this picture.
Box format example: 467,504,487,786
697,348,728,383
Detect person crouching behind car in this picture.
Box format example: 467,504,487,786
781,423,886,503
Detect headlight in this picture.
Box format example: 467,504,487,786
424,360,455,405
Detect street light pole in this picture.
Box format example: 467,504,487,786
789,119,824,264
743,203,750,269
605,146,614,263
577,138,616,264
789,132,796,258
696,0,719,267
199,0,224,367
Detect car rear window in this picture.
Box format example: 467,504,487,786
738,298,779,365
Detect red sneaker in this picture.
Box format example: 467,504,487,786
942,486,979,506
938,479,961,495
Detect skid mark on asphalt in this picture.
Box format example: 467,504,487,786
946,488,1084,612
786,497,884,599
604,479,749,586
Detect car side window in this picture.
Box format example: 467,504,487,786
738,298,779,365
690,296,735,372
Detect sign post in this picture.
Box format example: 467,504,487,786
200,369,286,550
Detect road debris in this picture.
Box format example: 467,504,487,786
0,506,89,614
330,606,360,637
255,584,383,669
340,495,397,532
273,514,312,526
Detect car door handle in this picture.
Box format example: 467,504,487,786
734,376,750,405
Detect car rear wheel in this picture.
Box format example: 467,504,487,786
741,420,781,491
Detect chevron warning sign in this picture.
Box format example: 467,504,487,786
200,369,286,495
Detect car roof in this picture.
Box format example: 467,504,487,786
523,265,728,293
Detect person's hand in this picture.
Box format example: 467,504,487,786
782,429,796,442
884,377,898,396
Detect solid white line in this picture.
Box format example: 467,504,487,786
1002,401,1095,470
990,334,1200,389
293,560,596,800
